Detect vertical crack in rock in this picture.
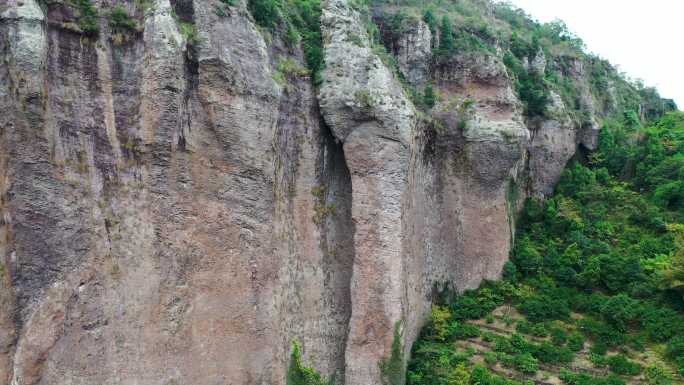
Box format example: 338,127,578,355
319,1,417,383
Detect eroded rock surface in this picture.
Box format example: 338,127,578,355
0,0,669,384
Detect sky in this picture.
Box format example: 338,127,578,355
506,0,684,109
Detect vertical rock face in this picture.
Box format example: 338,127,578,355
319,1,416,383
1,0,352,384
0,1,671,385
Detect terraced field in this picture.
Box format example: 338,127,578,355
469,306,677,384
408,302,682,385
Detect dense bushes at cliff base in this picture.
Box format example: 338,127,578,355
406,112,684,385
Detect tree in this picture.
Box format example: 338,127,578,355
423,9,437,35
662,224,684,297
438,16,455,55
424,84,435,108
248,0,282,29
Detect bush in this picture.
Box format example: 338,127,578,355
449,322,480,340
423,84,435,108
567,332,585,352
518,295,570,322
578,318,626,348
590,342,608,356
428,305,453,341
287,340,333,385
599,294,639,331
502,51,549,117
447,363,470,385
644,364,673,385
108,5,137,32
559,369,627,385
73,0,100,36
551,327,568,346
379,322,404,385
514,353,539,374
484,352,498,366
606,354,641,376
451,288,503,320
534,342,574,365
666,336,684,360
248,0,281,28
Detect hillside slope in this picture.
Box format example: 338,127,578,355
405,111,684,385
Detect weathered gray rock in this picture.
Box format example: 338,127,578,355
394,19,432,87
527,91,577,196
319,1,417,383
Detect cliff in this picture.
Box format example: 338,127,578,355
0,0,675,384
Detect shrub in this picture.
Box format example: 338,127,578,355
73,0,100,36
248,0,281,29
379,322,404,385
447,363,470,385
108,5,137,32
534,342,574,365
423,9,437,36
590,342,608,356
451,288,503,320
449,322,480,340
644,364,673,385
567,332,585,352
559,369,627,385
514,353,539,374
484,352,498,366
518,295,570,322
551,327,568,346
530,323,549,337
423,84,435,108
429,305,452,341
578,318,626,347
606,354,641,376
516,320,532,334
666,336,684,360
287,340,333,385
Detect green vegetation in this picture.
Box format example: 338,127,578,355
437,15,455,56
503,49,548,117
287,340,333,385
247,0,323,82
366,0,674,120
178,20,200,45
107,5,137,32
215,0,236,17
380,322,406,385
108,5,140,44
71,0,100,36
406,112,684,385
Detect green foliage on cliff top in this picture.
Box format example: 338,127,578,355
107,5,138,33
406,112,684,385
247,0,324,81
369,0,675,119
71,0,100,36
